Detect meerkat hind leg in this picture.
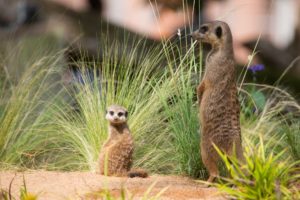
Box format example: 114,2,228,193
202,150,219,183
206,160,219,183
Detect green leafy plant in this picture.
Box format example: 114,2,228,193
213,137,300,199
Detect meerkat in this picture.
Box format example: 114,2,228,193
191,21,243,183
98,105,148,178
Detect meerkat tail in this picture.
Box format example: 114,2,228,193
127,168,148,178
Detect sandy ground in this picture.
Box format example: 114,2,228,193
0,171,226,200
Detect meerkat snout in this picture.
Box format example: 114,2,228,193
191,24,210,40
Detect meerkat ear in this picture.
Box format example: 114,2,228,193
215,26,222,38
125,111,128,117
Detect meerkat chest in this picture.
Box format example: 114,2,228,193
205,59,234,82
200,84,234,119
114,134,134,148
202,87,228,108
202,56,235,103
121,134,133,144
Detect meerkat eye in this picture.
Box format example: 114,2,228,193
199,25,208,34
215,26,222,38
117,112,124,117
109,111,114,115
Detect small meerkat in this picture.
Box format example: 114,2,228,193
98,105,148,178
192,21,243,182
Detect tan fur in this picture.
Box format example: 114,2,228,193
98,105,147,178
192,21,243,182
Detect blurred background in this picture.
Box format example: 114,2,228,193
0,0,300,95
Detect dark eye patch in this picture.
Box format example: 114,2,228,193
109,111,114,115
117,112,124,117
215,26,222,38
199,25,208,34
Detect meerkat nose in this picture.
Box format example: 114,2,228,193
191,30,201,40
190,31,197,39
191,25,208,40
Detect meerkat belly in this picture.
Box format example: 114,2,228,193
108,136,134,171
200,89,239,141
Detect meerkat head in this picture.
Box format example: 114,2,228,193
105,105,128,125
191,21,232,48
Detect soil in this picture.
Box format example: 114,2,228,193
0,171,226,200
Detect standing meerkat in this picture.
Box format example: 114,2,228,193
98,105,148,178
192,21,243,182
